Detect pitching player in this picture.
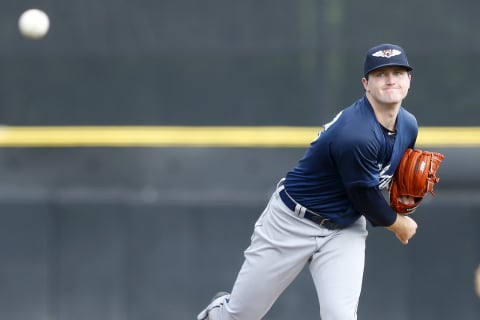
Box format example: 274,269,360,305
198,43,418,320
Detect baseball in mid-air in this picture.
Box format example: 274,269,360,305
18,9,50,40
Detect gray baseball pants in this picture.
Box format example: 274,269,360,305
198,187,368,320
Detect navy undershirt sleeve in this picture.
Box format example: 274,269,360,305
345,185,397,227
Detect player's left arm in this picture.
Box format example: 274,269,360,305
346,185,418,244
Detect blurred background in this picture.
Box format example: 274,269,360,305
0,0,479,319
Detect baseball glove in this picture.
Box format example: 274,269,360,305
389,148,445,214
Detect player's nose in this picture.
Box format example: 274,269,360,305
384,72,396,83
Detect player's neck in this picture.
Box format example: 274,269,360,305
369,100,400,132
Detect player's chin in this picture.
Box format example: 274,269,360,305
382,90,407,102
383,96,405,105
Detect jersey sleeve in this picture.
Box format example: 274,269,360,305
346,185,397,227
331,133,381,188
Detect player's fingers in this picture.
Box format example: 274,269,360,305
396,234,409,245
398,196,415,205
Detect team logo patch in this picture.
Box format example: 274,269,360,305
378,163,393,190
372,49,401,58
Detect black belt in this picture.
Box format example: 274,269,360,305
278,188,339,230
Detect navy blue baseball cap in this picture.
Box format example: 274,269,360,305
363,44,413,76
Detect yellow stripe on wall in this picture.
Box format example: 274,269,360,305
0,126,477,148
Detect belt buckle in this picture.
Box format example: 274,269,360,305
319,218,330,227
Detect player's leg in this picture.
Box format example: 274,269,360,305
309,216,368,320
198,191,322,320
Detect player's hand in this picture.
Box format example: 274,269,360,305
397,196,416,213
386,214,418,245
398,196,415,205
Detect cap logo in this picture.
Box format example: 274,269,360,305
372,49,402,58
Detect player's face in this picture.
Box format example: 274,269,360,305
362,67,411,106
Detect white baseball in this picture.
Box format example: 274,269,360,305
18,9,50,40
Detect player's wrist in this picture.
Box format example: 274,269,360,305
385,213,400,230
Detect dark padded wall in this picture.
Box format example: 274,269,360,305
0,148,479,320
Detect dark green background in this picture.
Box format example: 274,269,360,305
1,0,480,126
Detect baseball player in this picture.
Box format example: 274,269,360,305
198,43,419,320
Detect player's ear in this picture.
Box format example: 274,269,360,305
361,77,369,90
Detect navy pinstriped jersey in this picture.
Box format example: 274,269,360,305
284,95,418,227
